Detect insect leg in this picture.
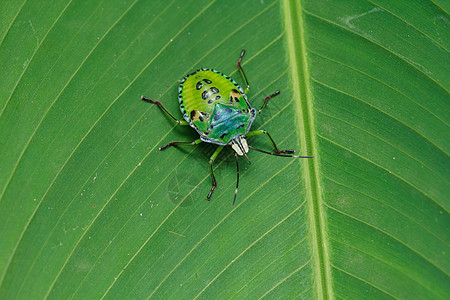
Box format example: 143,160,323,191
236,49,250,94
258,90,280,114
142,96,189,125
247,130,295,154
207,146,224,200
159,138,202,151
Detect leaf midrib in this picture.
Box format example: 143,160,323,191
283,0,332,299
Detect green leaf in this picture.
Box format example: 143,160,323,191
0,0,448,299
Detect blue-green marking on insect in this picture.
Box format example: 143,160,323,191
142,50,313,205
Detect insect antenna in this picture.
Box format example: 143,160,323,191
239,144,251,164
233,152,240,206
248,145,313,158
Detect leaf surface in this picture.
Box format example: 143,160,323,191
0,0,448,299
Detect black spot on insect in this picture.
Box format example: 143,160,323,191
220,133,228,139
190,110,196,119
214,113,220,121
216,95,221,100
211,87,219,94
203,79,212,84
196,82,202,90
207,99,213,104
202,91,211,100
230,89,241,102
199,116,204,122
225,108,232,113
237,124,245,129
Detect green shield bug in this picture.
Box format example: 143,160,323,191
142,50,313,205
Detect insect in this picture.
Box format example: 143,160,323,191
142,50,313,205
